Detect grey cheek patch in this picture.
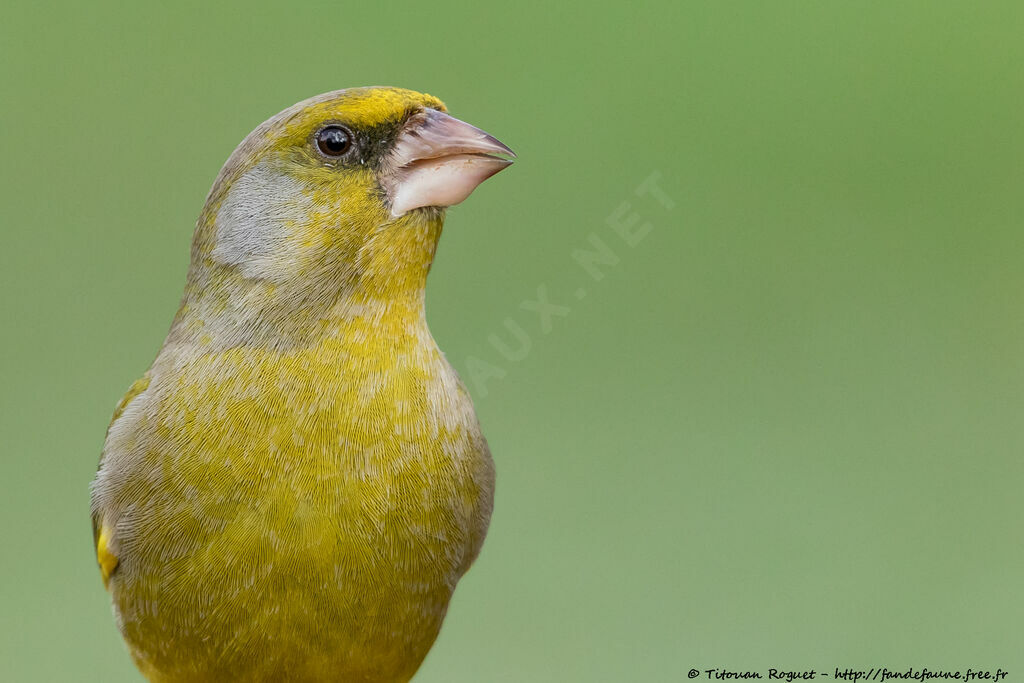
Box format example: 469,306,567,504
212,161,312,281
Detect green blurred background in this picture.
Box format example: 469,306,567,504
2,1,1022,681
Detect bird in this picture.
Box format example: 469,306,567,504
90,86,514,682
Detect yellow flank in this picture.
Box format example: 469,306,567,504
89,87,499,683
96,525,119,588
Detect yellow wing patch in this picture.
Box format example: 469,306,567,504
111,375,151,425
96,525,119,589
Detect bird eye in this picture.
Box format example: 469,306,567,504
315,125,353,156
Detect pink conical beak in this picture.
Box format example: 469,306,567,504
381,109,515,217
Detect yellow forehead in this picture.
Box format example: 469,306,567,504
274,87,446,147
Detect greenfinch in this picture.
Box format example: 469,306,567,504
90,86,514,682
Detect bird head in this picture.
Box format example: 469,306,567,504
174,87,514,348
